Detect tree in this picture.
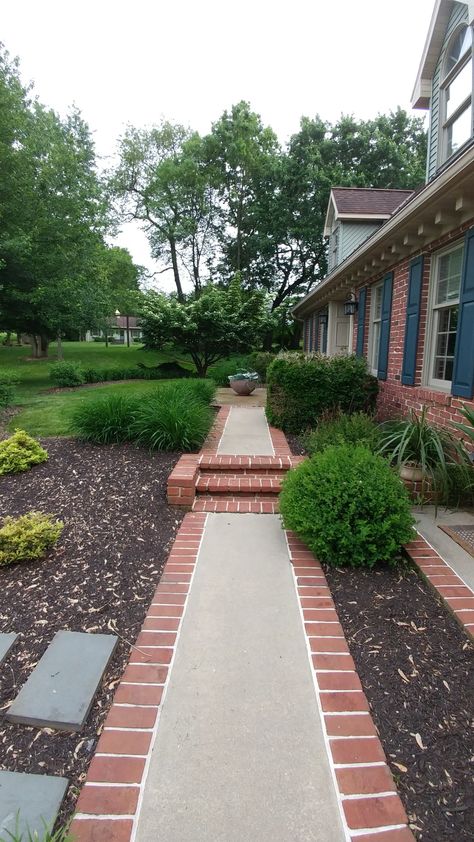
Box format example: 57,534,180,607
140,275,268,376
111,123,218,299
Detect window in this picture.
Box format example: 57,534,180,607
368,282,383,375
441,25,473,161
426,244,463,388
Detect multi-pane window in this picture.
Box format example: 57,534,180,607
442,25,473,160
428,245,463,385
369,282,383,375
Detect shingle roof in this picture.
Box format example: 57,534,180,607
331,187,415,216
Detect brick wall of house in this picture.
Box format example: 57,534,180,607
352,219,474,430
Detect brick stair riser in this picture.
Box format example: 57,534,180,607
196,476,282,496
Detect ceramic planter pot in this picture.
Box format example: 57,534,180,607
229,379,257,396
399,464,424,482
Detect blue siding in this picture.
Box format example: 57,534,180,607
427,2,469,180
340,222,381,262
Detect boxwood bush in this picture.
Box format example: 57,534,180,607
0,512,63,566
0,430,48,475
266,353,378,434
279,444,415,568
305,411,381,455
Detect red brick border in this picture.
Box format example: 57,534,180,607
201,405,230,455
268,423,292,456
285,530,415,842
70,512,207,842
405,531,474,639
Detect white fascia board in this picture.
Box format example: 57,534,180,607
323,192,336,237
336,213,391,221
411,0,454,106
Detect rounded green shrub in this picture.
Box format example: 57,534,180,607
71,394,135,444
49,361,84,387
280,445,415,568
305,412,381,455
0,512,63,566
0,430,48,476
131,386,213,451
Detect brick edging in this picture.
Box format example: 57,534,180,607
405,532,474,640
268,423,292,456
69,513,208,842
285,530,415,842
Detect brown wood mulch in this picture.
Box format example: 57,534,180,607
0,439,183,824
284,433,308,456
325,561,474,842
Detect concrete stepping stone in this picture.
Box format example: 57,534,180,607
7,630,117,731
0,770,68,838
0,633,17,667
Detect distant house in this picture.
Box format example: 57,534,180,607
85,315,143,344
293,0,474,430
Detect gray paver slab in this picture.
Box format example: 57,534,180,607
136,514,345,842
7,631,117,731
218,406,274,455
0,770,68,838
0,633,17,667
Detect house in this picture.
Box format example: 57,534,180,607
293,0,474,430
85,315,143,345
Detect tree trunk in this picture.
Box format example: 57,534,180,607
3,332,12,346
169,237,185,302
40,335,49,357
16,332,22,346
29,334,49,358
57,333,63,360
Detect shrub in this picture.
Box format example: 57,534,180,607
0,369,20,409
179,379,216,405
0,512,63,567
305,411,381,455
280,445,415,568
266,353,378,434
49,361,84,387
0,430,48,476
131,385,214,451
246,351,276,383
71,394,135,444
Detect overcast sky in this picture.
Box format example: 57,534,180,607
3,0,435,289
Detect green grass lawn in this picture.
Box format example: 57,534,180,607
0,341,192,402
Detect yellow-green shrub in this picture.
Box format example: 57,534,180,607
0,430,48,475
0,512,63,566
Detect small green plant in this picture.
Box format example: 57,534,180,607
0,430,48,476
49,361,84,388
0,511,63,566
378,406,470,501
132,385,214,451
280,445,415,568
305,411,380,455
0,812,72,842
71,394,135,443
452,404,474,448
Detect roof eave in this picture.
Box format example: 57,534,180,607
411,0,455,105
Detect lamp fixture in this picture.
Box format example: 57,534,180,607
318,312,328,326
343,295,358,317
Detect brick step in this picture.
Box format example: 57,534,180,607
196,475,282,495
193,496,280,514
198,455,303,474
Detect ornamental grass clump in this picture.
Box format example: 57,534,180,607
71,394,135,444
131,385,213,452
0,512,63,567
0,430,48,476
279,445,415,568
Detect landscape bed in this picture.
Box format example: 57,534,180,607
325,561,474,842
0,439,183,826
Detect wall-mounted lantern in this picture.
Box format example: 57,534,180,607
343,295,358,317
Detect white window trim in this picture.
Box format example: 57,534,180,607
423,242,464,392
368,281,383,377
438,23,473,167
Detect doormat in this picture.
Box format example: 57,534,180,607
438,524,474,559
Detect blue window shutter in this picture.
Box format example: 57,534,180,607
356,288,367,357
452,228,474,398
322,318,327,354
377,272,394,381
401,256,424,386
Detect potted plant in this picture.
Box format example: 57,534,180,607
228,371,259,396
377,406,470,504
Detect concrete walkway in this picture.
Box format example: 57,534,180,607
414,506,474,592
218,406,274,455
136,515,344,842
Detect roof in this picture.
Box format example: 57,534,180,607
293,143,474,319
323,187,415,236
331,187,415,216
114,315,140,329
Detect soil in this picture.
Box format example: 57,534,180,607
285,433,308,456
325,561,474,842
0,439,183,824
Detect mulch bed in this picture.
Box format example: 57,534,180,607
325,561,474,842
284,433,307,456
0,439,183,825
